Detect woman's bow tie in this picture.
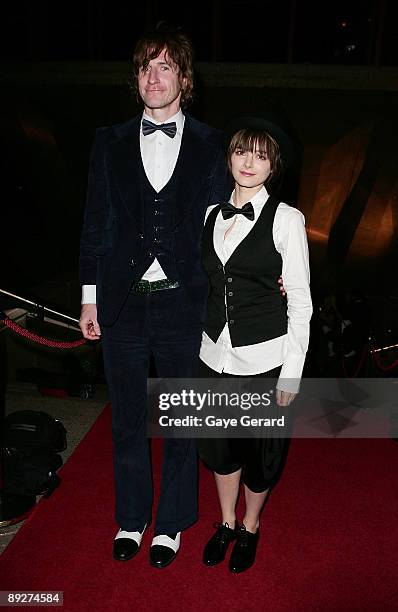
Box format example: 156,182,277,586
220,201,255,221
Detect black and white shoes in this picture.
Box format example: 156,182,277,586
113,523,258,570
113,524,147,561
113,526,181,568
150,532,181,568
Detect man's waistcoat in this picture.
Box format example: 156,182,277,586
135,157,180,282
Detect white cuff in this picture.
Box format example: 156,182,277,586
276,352,306,394
81,285,96,304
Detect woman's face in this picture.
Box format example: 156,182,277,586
230,143,271,190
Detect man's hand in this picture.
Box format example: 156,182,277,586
278,276,286,297
276,389,296,406
79,304,101,340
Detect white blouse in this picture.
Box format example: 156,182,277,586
199,186,312,393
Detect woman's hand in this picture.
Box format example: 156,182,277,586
278,276,286,296
276,389,297,406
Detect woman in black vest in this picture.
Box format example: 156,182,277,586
197,117,312,573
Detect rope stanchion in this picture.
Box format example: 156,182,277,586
0,299,90,527
1,314,87,349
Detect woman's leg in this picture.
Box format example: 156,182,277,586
240,365,286,533
197,360,243,564
228,481,266,574
214,469,242,528
197,359,243,526
202,466,242,566
242,485,269,533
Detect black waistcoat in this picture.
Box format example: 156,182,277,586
202,195,287,347
135,157,180,281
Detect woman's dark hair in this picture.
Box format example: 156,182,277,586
227,129,283,189
131,23,194,108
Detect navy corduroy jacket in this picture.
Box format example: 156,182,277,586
79,113,230,326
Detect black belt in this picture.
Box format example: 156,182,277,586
133,279,180,294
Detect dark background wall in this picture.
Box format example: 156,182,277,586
2,0,397,65
1,1,397,321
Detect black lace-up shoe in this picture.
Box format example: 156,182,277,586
203,522,237,566
229,524,259,573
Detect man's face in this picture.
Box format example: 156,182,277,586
138,48,184,115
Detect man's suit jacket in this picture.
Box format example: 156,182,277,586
79,113,230,326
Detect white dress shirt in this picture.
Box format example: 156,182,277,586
199,186,312,393
81,110,185,304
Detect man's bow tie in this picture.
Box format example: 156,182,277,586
142,118,177,138
221,201,255,221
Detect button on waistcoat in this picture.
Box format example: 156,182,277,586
201,195,287,347
134,158,180,281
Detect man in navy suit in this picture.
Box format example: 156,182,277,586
79,23,229,568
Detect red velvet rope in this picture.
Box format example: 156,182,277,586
1,316,87,349
371,350,398,372
3,312,396,370
341,341,398,374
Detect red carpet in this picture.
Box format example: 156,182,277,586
1,405,398,611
